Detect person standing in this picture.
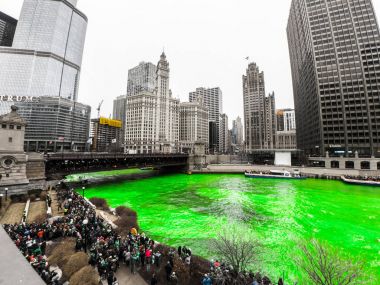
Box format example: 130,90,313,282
150,273,158,285
165,261,172,281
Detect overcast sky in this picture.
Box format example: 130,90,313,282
2,0,380,127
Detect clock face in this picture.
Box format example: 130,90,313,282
1,156,16,169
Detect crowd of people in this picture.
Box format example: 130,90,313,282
2,186,190,285
201,260,279,285
3,184,280,285
344,175,380,183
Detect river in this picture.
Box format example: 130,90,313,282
74,172,380,282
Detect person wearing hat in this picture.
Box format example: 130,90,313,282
202,274,212,285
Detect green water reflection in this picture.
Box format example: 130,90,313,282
80,173,380,282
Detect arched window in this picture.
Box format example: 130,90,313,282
345,161,354,169
361,161,370,170
331,161,339,169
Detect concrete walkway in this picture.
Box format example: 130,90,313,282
101,264,147,285
0,226,45,285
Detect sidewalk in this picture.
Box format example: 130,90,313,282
101,264,147,285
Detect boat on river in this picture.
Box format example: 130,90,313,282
140,166,155,171
341,176,380,187
245,170,306,180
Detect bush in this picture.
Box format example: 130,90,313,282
11,194,28,203
39,191,47,201
28,189,42,197
48,238,76,268
33,213,46,224
89,197,108,210
62,252,89,280
69,265,99,285
115,214,140,234
115,206,137,217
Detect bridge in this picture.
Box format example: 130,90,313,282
44,152,189,179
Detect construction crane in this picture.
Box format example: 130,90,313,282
97,100,104,118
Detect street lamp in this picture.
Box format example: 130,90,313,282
82,218,88,253
0,194,3,209
4,188,8,201
82,186,85,198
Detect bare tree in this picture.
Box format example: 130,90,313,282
296,239,365,285
210,223,260,273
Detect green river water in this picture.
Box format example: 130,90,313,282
76,173,380,282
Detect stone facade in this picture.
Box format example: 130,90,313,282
124,53,180,154
179,100,209,154
243,63,276,152
0,106,45,195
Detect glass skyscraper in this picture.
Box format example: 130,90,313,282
0,11,17,47
0,0,87,104
287,0,380,156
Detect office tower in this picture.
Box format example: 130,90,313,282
189,87,223,153
0,11,17,47
0,0,87,105
209,121,218,154
179,100,209,153
125,53,180,154
287,0,380,156
219,113,229,153
10,96,91,152
275,108,297,149
232,116,244,146
127,62,157,97
276,109,296,132
91,117,122,152
243,63,276,152
113,95,127,147
264,92,276,149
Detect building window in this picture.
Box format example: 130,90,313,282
17,126,21,130
8,137,12,143
1,125,6,129
9,125,14,130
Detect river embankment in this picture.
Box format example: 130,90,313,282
192,164,380,179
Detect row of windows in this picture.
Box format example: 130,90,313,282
1,124,22,130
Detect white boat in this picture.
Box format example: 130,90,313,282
341,176,380,187
245,170,306,180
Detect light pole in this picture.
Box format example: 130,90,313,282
82,186,85,198
82,218,88,253
4,188,8,201
0,194,3,209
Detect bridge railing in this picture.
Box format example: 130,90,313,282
44,152,189,161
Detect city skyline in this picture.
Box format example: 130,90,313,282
4,0,378,127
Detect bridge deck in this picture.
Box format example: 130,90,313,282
45,152,189,161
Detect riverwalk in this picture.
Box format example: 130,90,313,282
193,164,380,178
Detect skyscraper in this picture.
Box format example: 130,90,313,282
276,109,296,132
287,0,380,156
264,92,276,149
0,11,17,47
243,63,276,152
232,116,244,146
14,97,91,152
0,0,87,103
125,53,180,154
189,87,223,153
127,62,157,97
113,95,127,147
219,113,229,153
179,100,208,153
